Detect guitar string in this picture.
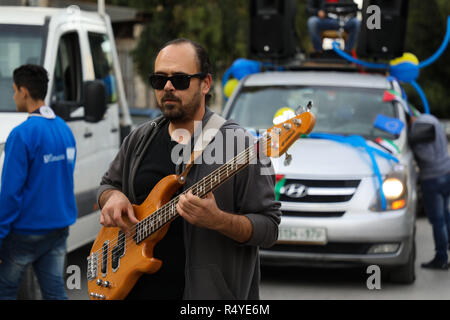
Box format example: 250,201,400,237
90,110,312,275
91,143,258,261
89,139,264,269
94,133,266,258
89,144,259,274
89,119,303,274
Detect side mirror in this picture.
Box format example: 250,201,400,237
51,100,82,121
83,80,107,123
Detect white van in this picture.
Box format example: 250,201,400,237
223,68,418,284
0,5,133,252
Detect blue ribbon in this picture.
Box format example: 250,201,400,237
309,133,399,211
331,16,450,115
419,16,450,69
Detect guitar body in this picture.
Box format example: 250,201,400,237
87,174,183,300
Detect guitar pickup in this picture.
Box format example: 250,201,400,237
112,231,126,272
101,241,109,276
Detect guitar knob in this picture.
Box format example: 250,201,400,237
96,279,103,286
102,281,111,288
283,123,292,130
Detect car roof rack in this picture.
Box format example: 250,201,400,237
259,50,389,74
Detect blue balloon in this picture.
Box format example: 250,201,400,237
389,62,420,83
222,58,261,87
230,58,261,80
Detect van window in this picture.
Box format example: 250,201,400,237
0,24,47,112
52,32,82,103
88,33,117,104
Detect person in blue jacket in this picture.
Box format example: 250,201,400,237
0,65,77,300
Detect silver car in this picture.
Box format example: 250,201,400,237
223,70,418,284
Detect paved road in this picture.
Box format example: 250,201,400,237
66,216,450,300
260,216,450,300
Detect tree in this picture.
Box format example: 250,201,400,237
404,0,450,117
105,0,449,116
110,1,248,84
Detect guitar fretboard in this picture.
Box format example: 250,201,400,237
134,141,260,244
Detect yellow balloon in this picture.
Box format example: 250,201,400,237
390,52,419,66
224,78,239,98
273,107,296,125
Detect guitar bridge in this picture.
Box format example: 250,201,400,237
87,252,98,281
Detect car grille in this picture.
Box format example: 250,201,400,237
267,242,372,255
279,179,361,203
282,210,346,218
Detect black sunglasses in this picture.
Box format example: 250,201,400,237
149,72,207,90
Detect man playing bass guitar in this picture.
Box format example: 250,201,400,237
97,38,281,300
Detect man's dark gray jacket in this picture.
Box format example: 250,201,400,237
409,113,450,180
97,108,281,299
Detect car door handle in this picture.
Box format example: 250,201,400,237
111,128,118,133
84,131,93,138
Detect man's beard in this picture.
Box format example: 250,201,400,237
157,89,203,123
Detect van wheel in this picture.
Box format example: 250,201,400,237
388,240,416,284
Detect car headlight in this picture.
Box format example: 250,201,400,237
370,167,408,211
382,177,405,200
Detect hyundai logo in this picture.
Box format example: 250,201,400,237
281,184,308,198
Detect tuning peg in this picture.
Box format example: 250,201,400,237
284,152,293,166
283,123,292,130
295,105,306,115
296,101,313,115
293,118,302,127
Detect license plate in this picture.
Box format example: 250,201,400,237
277,226,327,245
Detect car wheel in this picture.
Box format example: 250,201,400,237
388,239,416,284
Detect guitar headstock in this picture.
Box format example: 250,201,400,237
264,104,316,158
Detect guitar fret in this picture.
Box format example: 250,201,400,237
134,145,257,245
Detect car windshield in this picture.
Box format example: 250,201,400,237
0,24,47,112
227,85,399,140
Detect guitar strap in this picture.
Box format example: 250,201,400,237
177,113,226,184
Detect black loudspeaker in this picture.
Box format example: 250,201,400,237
250,0,298,59
356,0,409,60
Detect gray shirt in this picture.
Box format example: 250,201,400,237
97,108,281,299
409,114,450,180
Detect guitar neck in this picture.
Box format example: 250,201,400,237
134,140,261,244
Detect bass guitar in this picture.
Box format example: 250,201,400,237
87,105,315,300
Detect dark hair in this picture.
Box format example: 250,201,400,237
13,64,49,101
158,38,213,103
